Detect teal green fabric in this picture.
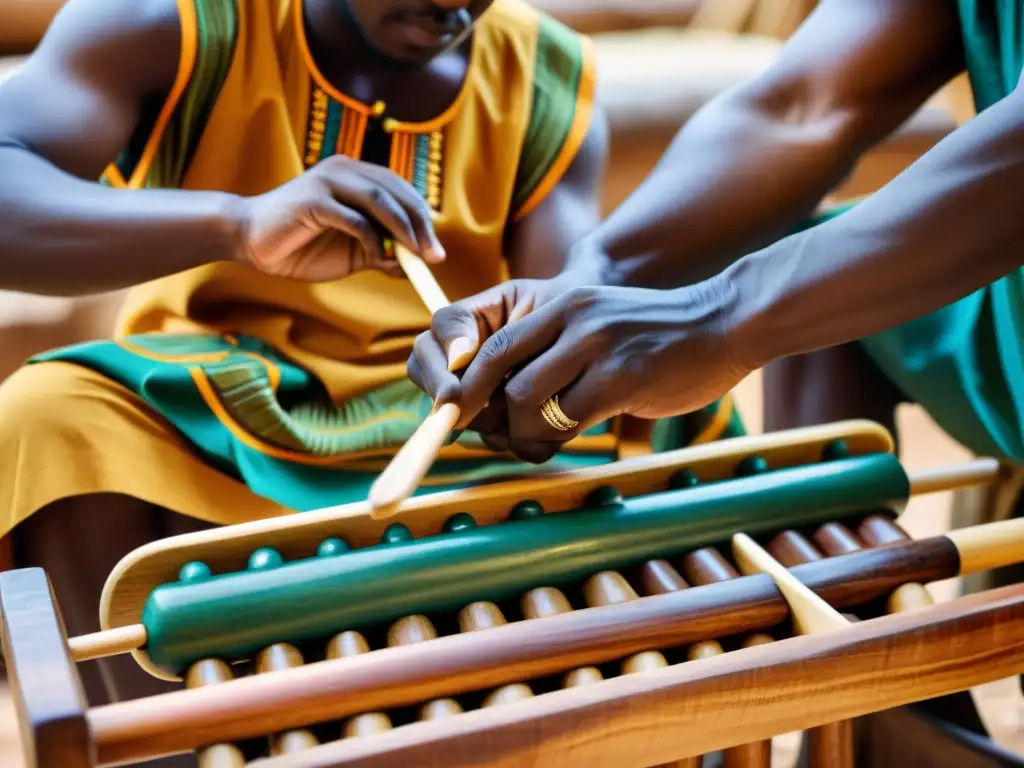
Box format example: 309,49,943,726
799,4,1024,462
29,334,617,511
651,396,746,453
29,334,738,511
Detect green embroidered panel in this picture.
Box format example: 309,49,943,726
510,14,585,215
111,0,239,188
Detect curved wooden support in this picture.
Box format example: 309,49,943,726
0,569,92,768
246,584,1024,768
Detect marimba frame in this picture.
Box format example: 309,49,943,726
3,419,1021,768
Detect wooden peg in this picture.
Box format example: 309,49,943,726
387,615,466,720
732,533,849,635
68,623,146,663
908,457,1000,496
522,588,604,688
584,571,672,676
328,631,394,737
255,643,318,754
185,660,246,768
458,602,534,706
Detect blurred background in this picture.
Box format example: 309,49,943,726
0,0,1015,765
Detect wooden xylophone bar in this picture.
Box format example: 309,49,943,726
10,547,1024,768
246,583,1024,768
63,517,1021,766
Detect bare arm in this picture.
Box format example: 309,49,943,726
0,0,246,296
0,0,446,296
730,78,1024,369
504,105,609,279
567,0,966,289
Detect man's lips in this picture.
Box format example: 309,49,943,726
400,18,457,48
392,8,471,49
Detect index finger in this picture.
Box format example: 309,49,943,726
361,164,446,263
409,331,462,406
430,284,515,371
455,300,568,427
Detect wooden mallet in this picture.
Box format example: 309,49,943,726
367,245,465,518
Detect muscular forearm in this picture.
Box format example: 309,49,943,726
565,92,864,289
729,89,1024,368
0,146,242,295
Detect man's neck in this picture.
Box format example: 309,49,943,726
303,0,472,124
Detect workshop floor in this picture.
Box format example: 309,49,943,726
0,372,1021,766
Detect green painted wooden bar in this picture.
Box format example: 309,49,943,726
140,451,910,674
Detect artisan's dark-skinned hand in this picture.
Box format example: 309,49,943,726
408,274,752,463
239,155,446,281
406,271,580,453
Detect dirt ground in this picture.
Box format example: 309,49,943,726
1,372,1021,766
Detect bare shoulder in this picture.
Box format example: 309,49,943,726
0,0,183,177
28,0,183,97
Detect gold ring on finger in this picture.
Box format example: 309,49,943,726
540,396,579,432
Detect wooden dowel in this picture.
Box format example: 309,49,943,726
367,402,461,516
731,534,849,635
368,246,460,518
86,541,959,765
948,516,1024,576
394,244,450,315
908,458,1000,496
68,623,146,663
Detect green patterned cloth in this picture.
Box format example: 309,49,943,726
30,334,743,511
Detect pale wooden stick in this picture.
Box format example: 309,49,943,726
908,457,1000,496
383,237,1001,518
732,533,849,635
68,623,147,663
949,517,1024,576
369,245,462,519
394,245,450,315
368,402,462,515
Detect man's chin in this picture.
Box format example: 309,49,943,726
372,35,465,70
368,43,435,70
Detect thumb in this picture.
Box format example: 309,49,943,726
431,304,481,372
431,284,515,371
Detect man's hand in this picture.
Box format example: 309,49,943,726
237,156,446,281
408,275,752,463
406,275,568,452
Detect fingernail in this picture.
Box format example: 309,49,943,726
446,337,475,371
430,243,447,262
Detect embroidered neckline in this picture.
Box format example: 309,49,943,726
303,84,446,210
294,0,477,134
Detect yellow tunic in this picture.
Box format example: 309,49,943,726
112,0,596,404
0,0,612,532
